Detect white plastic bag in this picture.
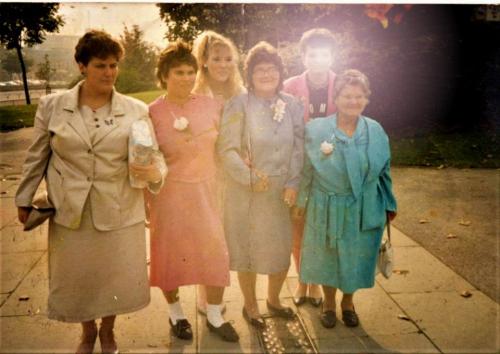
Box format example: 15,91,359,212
129,119,154,188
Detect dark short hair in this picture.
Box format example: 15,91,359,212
244,41,284,93
333,69,371,99
74,30,124,65
156,40,198,89
299,28,336,55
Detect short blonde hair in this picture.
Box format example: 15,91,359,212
192,31,243,100
333,69,371,99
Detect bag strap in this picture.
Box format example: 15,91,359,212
386,212,392,242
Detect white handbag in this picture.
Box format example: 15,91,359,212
376,215,394,279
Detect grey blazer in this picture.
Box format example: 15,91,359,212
15,81,166,231
217,92,304,189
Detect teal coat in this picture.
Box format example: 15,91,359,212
297,114,397,293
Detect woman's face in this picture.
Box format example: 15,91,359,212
252,62,280,97
335,84,369,118
206,44,234,83
302,46,333,75
163,63,196,97
79,56,118,94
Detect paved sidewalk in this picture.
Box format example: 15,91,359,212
1,172,498,353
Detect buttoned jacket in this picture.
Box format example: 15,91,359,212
15,81,165,231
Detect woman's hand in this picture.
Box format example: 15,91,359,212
283,188,297,208
18,207,31,224
291,206,305,221
130,162,161,184
252,170,269,192
387,211,397,221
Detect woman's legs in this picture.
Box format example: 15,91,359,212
76,320,97,354
99,315,117,354
206,285,225,327
237,271,259,318
292,218,308,299
341,293,355,311
164,288,187,324
267,270,289,308
322,285,337,311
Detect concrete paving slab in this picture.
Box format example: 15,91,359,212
314,336,367,353
1,254,48,316
0,314,81,353
0,294,9,307
391,291,499,353
358,332,439,353
0,179,19,194
1,251,44,294
0,196,17,229
388,226,420,247
377,246,474,294
1,223,47,254
294,283,418,340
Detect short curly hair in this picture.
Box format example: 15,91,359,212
74,30,124,65
156,40,198,89
244,41,285,93
333,69,371,100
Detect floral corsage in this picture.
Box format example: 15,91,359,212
320,141,334,155
271,98,287,123
173,116,189,131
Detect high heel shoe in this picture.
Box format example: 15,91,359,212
242,307,265,329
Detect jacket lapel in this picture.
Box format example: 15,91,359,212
62,82,92,149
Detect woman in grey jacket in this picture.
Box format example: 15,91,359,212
217,42,304,327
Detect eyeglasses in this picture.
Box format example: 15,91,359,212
338,95,367,101
253,66,280,77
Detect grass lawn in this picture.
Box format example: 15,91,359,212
1,89,498,168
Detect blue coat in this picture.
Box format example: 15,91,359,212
297,114,397,292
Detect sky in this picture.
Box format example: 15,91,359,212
57,3,168,46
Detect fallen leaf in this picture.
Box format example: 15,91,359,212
147,344,158,348
393,269,410,275
18,296,30,301
419,219,430,224
461,291,472,298
397,314,411,321
458,220,471,226
446,234,458,239
437,164,445,169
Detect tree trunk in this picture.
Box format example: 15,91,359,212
16,45,31,105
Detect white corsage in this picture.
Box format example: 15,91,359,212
271,98,287,123
173,116,189,131
320,141,334,155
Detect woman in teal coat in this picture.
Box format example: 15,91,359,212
296,69,397,329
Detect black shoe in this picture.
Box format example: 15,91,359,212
207,320,239,342
293,296,307,306
308,297,323,307
266,301,295,319
242,307,266,329
169,318,193,340
320,310,337,328
342,309,359,327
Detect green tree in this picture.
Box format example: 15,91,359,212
36,54,56,89
115,25,158,94
0,3,64,104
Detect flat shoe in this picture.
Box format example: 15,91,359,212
308,296,323,307
207,320,239,342
242,307,266,329
342,309,359,327
169,318,193,340
293,296,307,306
320,310,337,328
266,301,295,319
197,303,227,316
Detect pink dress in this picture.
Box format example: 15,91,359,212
146,95,230,292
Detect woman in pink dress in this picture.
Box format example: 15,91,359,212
145,40,238,342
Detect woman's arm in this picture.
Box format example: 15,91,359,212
15,97,51,209
380,158,397,218
284,97,305,191
296,141,313,210
216,95,257,187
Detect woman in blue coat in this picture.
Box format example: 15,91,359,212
295,69,397,328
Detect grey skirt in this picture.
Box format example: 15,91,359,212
47,199,150,323
224,174,292,274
